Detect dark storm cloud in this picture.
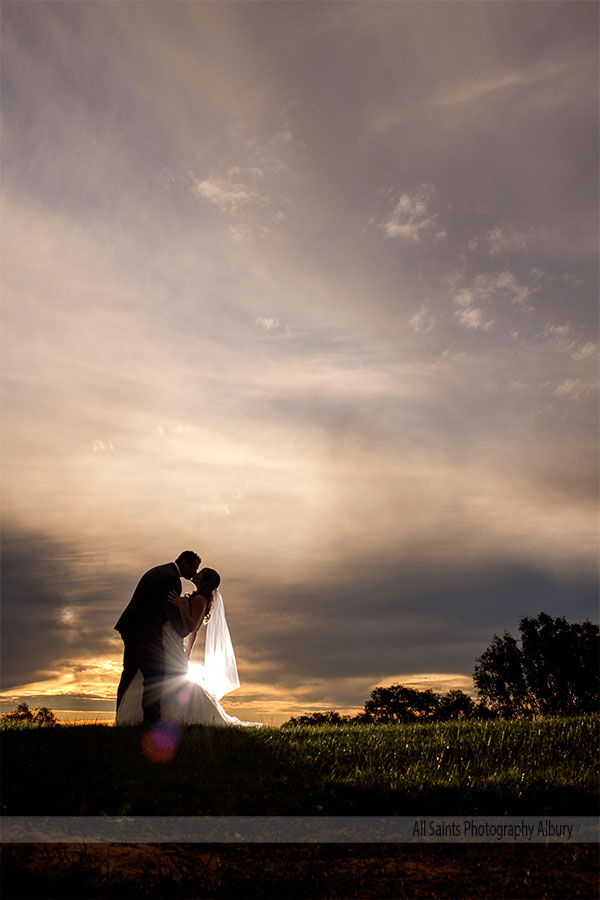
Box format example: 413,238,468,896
229,557,599,686
1,526,132,690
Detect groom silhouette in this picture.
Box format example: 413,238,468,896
115,550,201,724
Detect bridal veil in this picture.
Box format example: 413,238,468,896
201,589,240,700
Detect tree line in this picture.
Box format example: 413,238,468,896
283,612,599,726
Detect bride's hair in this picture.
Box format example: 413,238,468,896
194,567,221,623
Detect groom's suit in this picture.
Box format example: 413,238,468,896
115,562,189,723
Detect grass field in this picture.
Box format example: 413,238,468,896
1,716,598,898
1,716,597,815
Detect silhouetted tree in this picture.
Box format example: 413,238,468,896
362,684,440,723
0,702,57,725
471,701,498,720
435,689,476,721
473,631,531,717
473,612,599,717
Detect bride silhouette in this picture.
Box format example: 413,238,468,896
116,568,261,727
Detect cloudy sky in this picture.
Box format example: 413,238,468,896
1,1,597,723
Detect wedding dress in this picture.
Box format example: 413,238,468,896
116,591,261,727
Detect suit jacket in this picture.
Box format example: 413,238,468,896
114,562,188,641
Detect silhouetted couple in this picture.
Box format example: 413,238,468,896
114,551,260,727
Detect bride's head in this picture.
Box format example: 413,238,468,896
191,567,221,621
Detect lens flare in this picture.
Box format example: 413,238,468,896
176,687,191,705
141,720,180,763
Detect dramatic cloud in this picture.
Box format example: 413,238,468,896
1,1,597,722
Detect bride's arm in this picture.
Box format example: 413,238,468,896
167,590,197,634
185,631,197,659
184,594,209,659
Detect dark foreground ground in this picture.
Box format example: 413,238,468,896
2,719,597,816
1,842,598,899
2,719,597,897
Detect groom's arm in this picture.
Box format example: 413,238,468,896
155,567,181,610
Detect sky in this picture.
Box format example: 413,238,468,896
1,1,598,724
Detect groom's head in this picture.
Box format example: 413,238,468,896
176,550,201,580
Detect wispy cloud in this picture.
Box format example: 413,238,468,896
379,184,437,242
409,304,435,334
572,342,597,362
256,317,281,331
191,124,302,241
434,58,583,109
553,378,594,399
538,323,599,363
194,177,256,215
454,305,494,332
92,441,115,453
445,268,539,333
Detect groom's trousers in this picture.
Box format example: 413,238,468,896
116,635,165,724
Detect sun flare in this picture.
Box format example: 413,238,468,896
187,663,205,686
